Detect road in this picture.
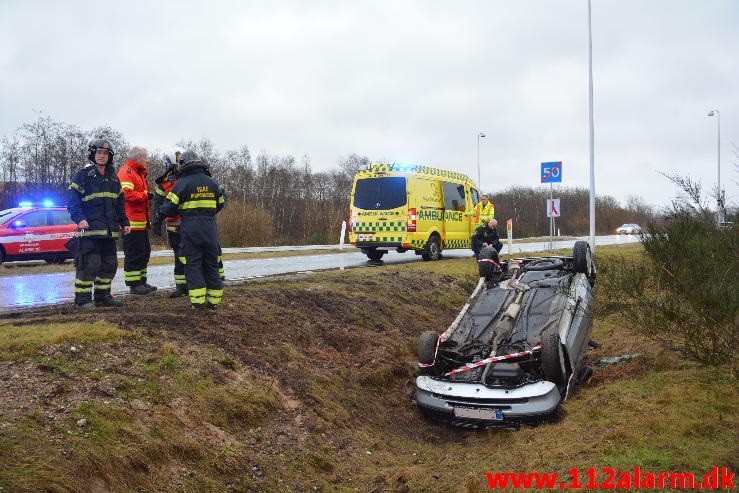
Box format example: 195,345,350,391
0,235,639,310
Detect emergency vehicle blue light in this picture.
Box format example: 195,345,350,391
18,201,32,208
392,162,416,172
42,200,54,207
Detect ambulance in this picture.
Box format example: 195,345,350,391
348,163,482,261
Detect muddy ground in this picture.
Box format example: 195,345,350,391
0,258,736,493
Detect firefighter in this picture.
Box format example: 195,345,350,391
152,147,188,298
118,146,157,294
158,151,226,310
473,194,495,227
66,137,130,309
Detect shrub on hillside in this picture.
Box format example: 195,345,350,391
217,202,275,247
600,216,737,367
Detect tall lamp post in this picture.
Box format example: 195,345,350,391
707,110,721,224
477,132,486,187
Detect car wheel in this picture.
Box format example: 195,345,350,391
421,236,441,261
541,327,567,387
0,247,4,265
572,240,591,274
417,330,439,365
477,246,501,279
366,249,384,261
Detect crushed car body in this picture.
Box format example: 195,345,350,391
415,240,597,428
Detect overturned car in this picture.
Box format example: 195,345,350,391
415,241,597,428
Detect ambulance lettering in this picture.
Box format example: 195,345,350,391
443,211,463,222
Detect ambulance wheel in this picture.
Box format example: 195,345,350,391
421,236,441,261
366,249,384,261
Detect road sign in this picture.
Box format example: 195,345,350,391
547,199,561,217
541,161,562,183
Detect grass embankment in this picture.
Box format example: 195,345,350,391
0,244,736,492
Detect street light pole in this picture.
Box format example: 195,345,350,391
477,132,485,187
707,110,721,224
587,0,596,252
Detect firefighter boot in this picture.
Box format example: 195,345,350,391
130,284,151,295
95,295,123,307
169,285,188,298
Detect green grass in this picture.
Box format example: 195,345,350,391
0,242,735,492
0,319,131,359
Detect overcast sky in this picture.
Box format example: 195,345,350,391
1,0,737,209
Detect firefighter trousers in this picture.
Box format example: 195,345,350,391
74,237,118,304
167,231,186,287
122,230,152,286
179,218,223,307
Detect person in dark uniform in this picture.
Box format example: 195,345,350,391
66,137,130,309
158,151,226,310
152,147,188,298
471,219,503,259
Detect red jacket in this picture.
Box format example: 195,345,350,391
117,159,151,230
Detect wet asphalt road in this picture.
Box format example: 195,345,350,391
0,235,638,310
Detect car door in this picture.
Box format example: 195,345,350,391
441,181,468,246
9,210,47,256
46,209,77,253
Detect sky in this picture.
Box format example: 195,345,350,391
1,0,737,210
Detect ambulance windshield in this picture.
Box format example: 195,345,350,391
354,177,407,210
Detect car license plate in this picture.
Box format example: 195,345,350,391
453,407,503,421
357,234,375,241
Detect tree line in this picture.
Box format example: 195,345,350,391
4,112,726,246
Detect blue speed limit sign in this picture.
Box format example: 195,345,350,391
541,162,562,183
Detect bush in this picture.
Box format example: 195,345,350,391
600,217,737,367
217,202,275,247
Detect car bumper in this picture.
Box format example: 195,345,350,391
415,376,561,427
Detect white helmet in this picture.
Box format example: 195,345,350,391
163,146,185,170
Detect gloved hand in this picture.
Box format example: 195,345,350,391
152,222,163,237
148,192,155,200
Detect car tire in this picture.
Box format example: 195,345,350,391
0,247,4,266
541,327,567,387
421,236,441,261
418,330,439,365
477,246,501,279
366,249,384,261
572,240,591,274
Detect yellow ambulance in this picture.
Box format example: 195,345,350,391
348,163,482,261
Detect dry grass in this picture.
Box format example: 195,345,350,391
0,243,735,492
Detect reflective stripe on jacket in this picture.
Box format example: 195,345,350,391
159,167,225,220
117,159,150,231
66,164,129,238
474,202,495,225
153,171,181,231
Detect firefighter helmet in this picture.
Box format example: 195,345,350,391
163,146,185,171
87,137,115,165
178,150,206,173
